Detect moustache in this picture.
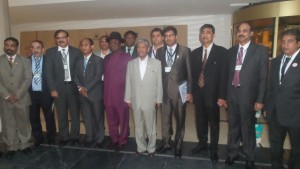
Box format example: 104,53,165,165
238,35,245,38
5,49,13,53
58,41,64,43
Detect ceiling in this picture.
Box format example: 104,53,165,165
8,0,275,25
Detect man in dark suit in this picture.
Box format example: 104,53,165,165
121,30,138,58
190,24,228,163
29,40,56,147
74,38,104,148
225,22,269,169
45,29,81,146
149,28,164,59
156,26,193,158
265,29,300,169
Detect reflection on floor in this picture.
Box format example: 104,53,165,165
0,136,282,169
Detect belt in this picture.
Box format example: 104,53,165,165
64,81,73,84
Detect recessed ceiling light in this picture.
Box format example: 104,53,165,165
230,3,250,7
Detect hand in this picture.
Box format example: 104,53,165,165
186,94,193,103
79,87,88,97
51,90,59,98
217,98,227,108
127,102,132,108
155,103,161,109
263,111,267,118
254,102,264,112
7,95,17,103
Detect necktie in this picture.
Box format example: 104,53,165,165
127,47,131,55
8,57,13,67
34,58,41,85
281,57,291,82
198,49,208,88
167,48,173,66
62,49,70,80
84,57,88,70
232,47,243,87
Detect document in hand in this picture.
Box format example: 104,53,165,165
179,81,187,103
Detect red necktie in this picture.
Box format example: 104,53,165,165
232,47,243,87
198,49,208,88
9,57,13,67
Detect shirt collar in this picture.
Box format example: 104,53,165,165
6,54,17,60
167,43,177,52
239,41,251,51
203,43,213,52
58,46,69,52
139,55,148,63
84,53,92,60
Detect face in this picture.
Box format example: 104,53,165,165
30,42,44,58
200,28,215,46
237,23,253,45
164,30,177,47
109,39,121,52
55,32,69,48
151,31,164,46
125,34,136,47
99,37,109,50
3,40,18,56
80,39,94,56
281,34,300,56
137,42,150,59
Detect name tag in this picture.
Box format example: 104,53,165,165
64,65,68,70
34,73,41,78
165,67,171,72
235,65,242,71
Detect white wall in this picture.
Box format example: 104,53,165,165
11,15,232,50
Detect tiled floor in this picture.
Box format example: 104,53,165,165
0,136,280,169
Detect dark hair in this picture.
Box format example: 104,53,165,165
99,35,109,42
163,26,177,36
80,38,94,45
4,37,19,47
200,24,215,34
281,29,300,42
236,22,252,32
31,40,44,48
124,30,138,38
150,28,163,36
54,29,69,38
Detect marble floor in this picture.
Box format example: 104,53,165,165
0,136,281,169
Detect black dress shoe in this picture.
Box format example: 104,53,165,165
4,151,15,159
210,150,218,163
59,140,69,146
95,142,103,148
108,142,118,150
225,156,237,165
22,147,32,154
70,139,80,147
189,144,207,155
174,149,182,159
156,145,172,153
115,144,126,151
81,141,94,147
245,160,255,169
47,139,55,145
149,153,155,158
34,138,45,147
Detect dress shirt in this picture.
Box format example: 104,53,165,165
126,46,135,56
31,55,43,91
202,43,213,61
6,54,17,63
165,43,177,65
95,50,111,58
237,41,251,64
58,46,71,81
279,49,300,83
84,53,92,71
139,56,148,80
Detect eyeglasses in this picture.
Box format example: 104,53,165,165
56,36,67,40
164,34,175,38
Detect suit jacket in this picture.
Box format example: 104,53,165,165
157,44,192,101
124,57,163,111
29,55,51,97
45,46,81,92
265,51,300,127
227,42,269,105
74,53,103,101
121,46,138,58
148,45,164,59
191,44,228,106
0,54,32,106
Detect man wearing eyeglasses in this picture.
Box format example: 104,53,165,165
156,26,193,159
45,29,81,147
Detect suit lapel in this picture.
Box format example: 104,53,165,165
230,46,239,75
284,52,300,79
134,59,142,81
11,55,21,73
241,42,255,70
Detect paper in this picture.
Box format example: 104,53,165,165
255,124,263,144
179,81,187,103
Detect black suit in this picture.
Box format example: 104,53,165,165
157,44,192,152
121,46,138,58
45,46,81,141
148,45,163,59
265,51,300,169
29,55,56,143
74,53,104,144
191,44,228,151
227,42,268,161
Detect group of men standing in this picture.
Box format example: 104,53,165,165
0,23,299,169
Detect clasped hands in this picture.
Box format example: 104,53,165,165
6,95,18,103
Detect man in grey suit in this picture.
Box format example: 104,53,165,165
74,38,104,148
225,22,269,169
125,39,163,157
0,37,32,158
265,29,300,169
45,29,81,146
156,26,193,158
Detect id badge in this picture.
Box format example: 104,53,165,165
64,65,68,70
34,73,41,78
165,67,171,72
235,65,242,71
